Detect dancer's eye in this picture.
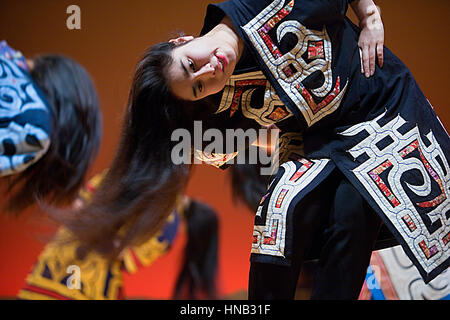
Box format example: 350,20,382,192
198,82,203,93
188,59,196,72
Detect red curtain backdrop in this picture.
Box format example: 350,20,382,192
0,0,448,298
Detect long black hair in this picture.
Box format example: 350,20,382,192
173,199,219,299
5,55,102,213
53,42,209,259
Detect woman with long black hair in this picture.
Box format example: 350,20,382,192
55,0,449,299
0,41,102,213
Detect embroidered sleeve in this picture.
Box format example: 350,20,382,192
121,210,180,274
17,226,125,300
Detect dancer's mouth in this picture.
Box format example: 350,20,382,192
215,54,228,72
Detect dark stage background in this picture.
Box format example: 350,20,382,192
0,0,448,298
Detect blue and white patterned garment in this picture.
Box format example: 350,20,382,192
0,41,52,176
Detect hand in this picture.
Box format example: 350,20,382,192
358,5,384,78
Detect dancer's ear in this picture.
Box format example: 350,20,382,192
169,35,195,45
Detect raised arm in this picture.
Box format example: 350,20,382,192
350,0,384,77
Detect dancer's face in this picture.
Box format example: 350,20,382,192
168,35,237,101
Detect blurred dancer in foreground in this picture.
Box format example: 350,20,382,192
0,41,102,213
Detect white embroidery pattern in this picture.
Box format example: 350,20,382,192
241,0,348,127
251,158,330,257
0,58,47,117
217,71,293,126
340,111,450,275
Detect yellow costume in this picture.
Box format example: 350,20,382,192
18,171,182,300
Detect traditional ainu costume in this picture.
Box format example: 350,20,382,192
194,0,449,289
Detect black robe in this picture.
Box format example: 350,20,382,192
195,0,449,283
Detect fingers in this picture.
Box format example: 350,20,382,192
376,41,384,68
359,47,364,74
362,43,370,78
360,40,384,78
369,43,376,77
